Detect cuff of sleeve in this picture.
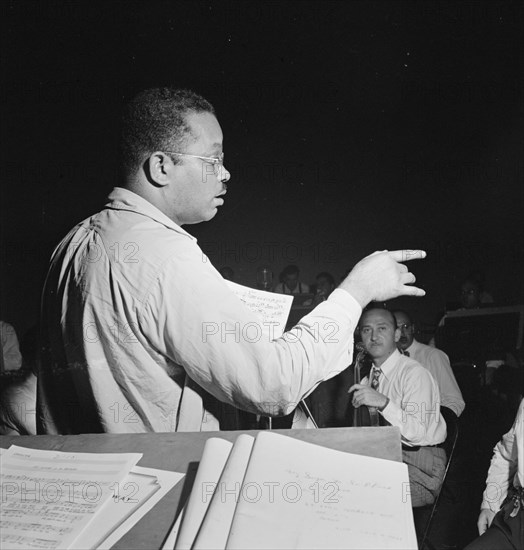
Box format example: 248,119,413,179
380,396,399,423
481,502,502,513
378,397,390,411
328,289,362,321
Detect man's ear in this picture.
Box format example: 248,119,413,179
147,152,174,186
394,327,401,343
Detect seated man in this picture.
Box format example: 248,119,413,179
464,398,523,550
394,309,465,420
349,307,447,507
312,272,336,305
429,275,492,348
274,264,310,294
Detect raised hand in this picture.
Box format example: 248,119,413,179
340,249,426,307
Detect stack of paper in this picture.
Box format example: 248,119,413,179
0,446,184,549
166,431,417,550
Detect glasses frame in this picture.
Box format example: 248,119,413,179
164,151,224,168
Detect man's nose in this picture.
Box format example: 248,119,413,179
218,164,231,183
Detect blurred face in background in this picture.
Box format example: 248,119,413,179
316,275,335,298
460,280,481,309
394,310,414,351
284,273,299,291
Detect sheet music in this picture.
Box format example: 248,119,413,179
75,466,184,549
161,506,184,550
193,434,255,549
72,470,159,549
173,437,234,550
0,445,142,550
226,281,293,339
226,431,417,550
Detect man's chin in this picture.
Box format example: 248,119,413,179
367,348,382,359
192,209,218,224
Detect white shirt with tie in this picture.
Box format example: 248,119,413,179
364,349,447,447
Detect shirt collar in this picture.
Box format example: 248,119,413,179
106,187,197,241
374,348,402,381
405,338,421,354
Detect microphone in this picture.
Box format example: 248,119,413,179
256,266,273,291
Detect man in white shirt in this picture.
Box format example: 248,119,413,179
38,87,427,434
274,265,310,294
394,309,465,419
464,399,523,549
349,307,447,507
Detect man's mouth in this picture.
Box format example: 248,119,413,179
216,185,227,198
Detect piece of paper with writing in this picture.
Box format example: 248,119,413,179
226,281,293,340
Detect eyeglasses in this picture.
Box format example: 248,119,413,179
397,324,412,331
164,151,225,171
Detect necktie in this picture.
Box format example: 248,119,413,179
370,366,382,390
403,350,410,357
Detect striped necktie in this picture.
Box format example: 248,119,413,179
370,366,382,390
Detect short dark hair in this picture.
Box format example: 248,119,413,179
281,265,299,278
316,272,335,286
120,87,215,174
461,277,482,292
392,309,413,325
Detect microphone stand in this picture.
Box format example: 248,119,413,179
299,399,319,429
352,344,366,427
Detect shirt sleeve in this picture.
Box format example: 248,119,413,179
139,244,361,416
380,363,445,446
1,322,22,371
480,400,523,512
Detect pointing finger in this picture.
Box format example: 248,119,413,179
388,250,427,263
399,284,426,297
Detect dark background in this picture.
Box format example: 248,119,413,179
1,0,523,338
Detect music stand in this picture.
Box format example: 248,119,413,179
436,305,524,386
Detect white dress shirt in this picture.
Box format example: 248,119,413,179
274,282,310,294
405,339,465,417
481,399,524,512
38,188,361,434
364,349,447,447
